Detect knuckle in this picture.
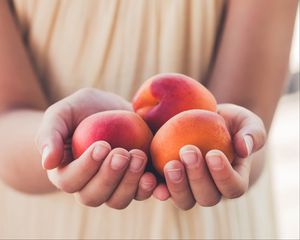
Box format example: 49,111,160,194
224,186,246,199
198,196,221,207
135,192,151,201
188,170,207,183
77,159,96,173
179,201,196,211
106,199,131,210
57,178,76,193
123,177,139,187
124,170,142,184
101,178,124,197
216,174,232,185
77,194,105,207
49,171,77,193
170,186,186,195
101,177,115,189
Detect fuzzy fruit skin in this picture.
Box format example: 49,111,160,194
132,73,217,132
72,110,153,159
150,109,234,176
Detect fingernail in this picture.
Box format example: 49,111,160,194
141,181,154,191
92,144,110,161
111,154,129,170
129,155,145,172
206,152,223,170
42,146,50,167
167,169,182,183
181,150,198,167
244,135,253,156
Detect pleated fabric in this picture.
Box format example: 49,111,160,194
0,1,276,239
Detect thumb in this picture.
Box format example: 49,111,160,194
233,110,267,158
35,105,73,170
217,104,267,158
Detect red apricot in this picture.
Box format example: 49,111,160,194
132,73,217,132
72,110,153,159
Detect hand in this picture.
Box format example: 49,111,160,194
35,88,157,208
152,104,267,210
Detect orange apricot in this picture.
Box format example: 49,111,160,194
150,109,234,176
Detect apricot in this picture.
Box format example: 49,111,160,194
132,73,217,132
72,110,153,159
150,110,234,176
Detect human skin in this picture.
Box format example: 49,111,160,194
0,1,158,208
154,0,298,209
0,0,297,209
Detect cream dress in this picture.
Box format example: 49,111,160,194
0,0,276,239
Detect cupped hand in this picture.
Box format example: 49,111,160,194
48,143,156,208
35,88,157,208
153,104,267,210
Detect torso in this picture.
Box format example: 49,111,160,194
0,1,277,239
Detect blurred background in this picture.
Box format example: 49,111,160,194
268,6,299,239
0,2,298,239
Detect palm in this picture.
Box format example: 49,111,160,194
152,104,267,207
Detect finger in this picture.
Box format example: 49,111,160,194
206,150,251,199
180,145,221,206
106,149,148,209
61,142,74,166
217,104,267,158
47,141,111,193
76,148,130,207
164,160,196,210
153,183,170,201
135,172,157,201
36,102,74,170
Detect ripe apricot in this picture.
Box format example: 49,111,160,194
72,110,153,158
132,73,217,132
150,110,234,176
